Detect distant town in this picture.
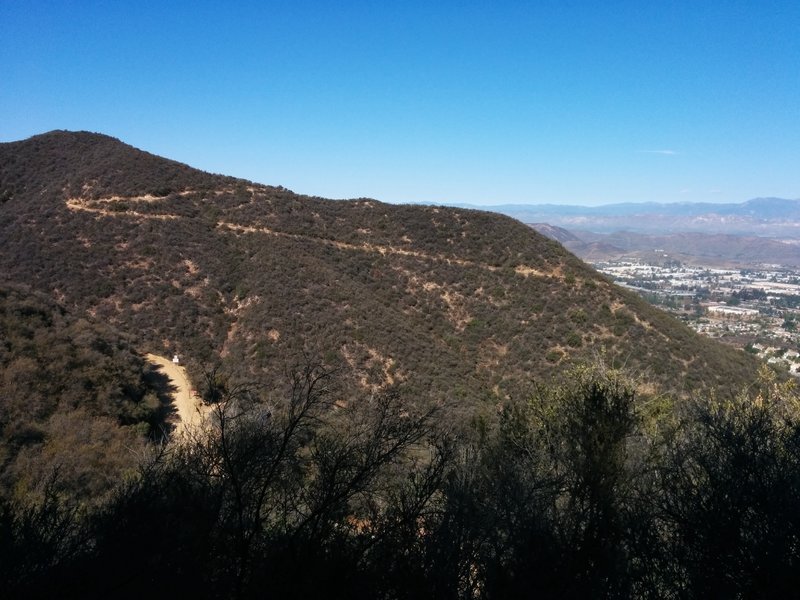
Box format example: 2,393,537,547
593,259,800,375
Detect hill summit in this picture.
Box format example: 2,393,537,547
0,130,759,401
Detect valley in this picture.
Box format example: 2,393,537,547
593,260,800,374
528,217,800,374
483,198,800,238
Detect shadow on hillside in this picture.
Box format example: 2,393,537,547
143,364,180,438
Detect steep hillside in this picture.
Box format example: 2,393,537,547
528,223,583,245
0,131,761,403
0,284,162,505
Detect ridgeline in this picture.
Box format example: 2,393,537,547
0,131,759,404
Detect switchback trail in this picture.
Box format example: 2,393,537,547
66,195,555,280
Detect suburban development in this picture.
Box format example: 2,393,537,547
594,259,800,374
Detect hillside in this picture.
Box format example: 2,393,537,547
0,284,163,505
1,131,791,599
0,131,761,403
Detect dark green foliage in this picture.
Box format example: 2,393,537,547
0,131,786,596
1,364,446,598
3,366,799,598
0,476,86,597
0,284,160,506
450,367,644,598
654,374,800,596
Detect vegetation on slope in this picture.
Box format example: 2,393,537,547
0,131,761,403
2,364,799,598
0,129,232,203
0,131,791,597
0,284,162,506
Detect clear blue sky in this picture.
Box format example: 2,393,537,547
1,1,798,206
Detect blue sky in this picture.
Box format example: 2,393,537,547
1,1,798,206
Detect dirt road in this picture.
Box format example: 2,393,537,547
66,195,556,280
146,354,208,435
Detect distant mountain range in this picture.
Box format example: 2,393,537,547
452,198,800,238
530,224,800,268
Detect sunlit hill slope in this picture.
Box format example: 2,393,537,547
0,131,760,403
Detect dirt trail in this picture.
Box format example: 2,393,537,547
66,198,179,220
217,222,552,278
65,195,556,280
146,353,208,435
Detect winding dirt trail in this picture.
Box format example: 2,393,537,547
146,354,209,435
65,195,555,280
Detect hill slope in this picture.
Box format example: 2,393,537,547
0,284,162,505
0,131,761,402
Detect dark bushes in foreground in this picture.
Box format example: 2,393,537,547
3,365,800,599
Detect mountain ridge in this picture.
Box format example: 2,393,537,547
447,197,800,237
0,130,761,403
453,196,800,217
530,223,800,268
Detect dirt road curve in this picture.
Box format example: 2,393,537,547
146,353,207,434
